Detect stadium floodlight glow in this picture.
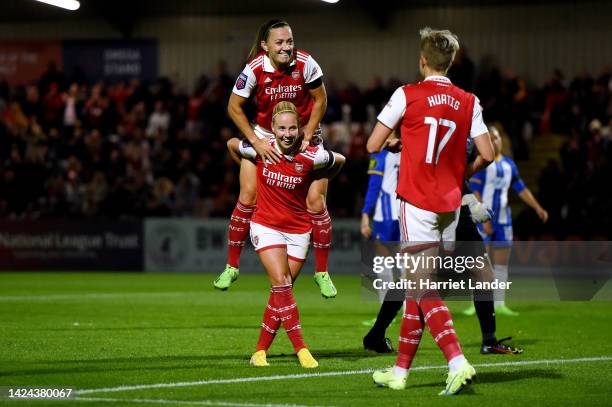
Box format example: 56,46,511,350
34,0,81,11
320,0,340,3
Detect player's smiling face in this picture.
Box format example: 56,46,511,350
273,112,300,154
262,27,294,69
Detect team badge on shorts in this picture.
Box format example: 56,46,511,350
253,235,259,246
292,69,300,80
235,73,248,90
294,162,304,173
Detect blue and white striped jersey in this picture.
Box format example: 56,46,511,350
469,155,526,225
362,150,400,222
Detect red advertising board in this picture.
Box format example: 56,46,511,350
0,41,62,86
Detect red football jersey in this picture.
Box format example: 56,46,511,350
379,77,482,212
232,50,323,131
239,140,334,233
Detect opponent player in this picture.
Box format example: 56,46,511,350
213,19,337,298
228,101,345,368
469,125,548,315
366,27,495,395
360,148,400,352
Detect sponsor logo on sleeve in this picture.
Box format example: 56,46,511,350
235,73,248,90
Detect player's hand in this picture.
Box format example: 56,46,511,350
300,127,314,152
537,208,549,223
462,193,493,223
385,138,402,153
360,213,372,239
253,138,282,165
483,221,494,236
299,139,311,152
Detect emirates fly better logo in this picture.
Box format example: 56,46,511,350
265,84,302,100
262,167,303,189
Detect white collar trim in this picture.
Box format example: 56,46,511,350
263,54,296,73
423,75,452,83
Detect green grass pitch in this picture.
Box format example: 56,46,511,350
1,272,611,406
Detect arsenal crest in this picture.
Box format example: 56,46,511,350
294,162,304,173
292,69,300,80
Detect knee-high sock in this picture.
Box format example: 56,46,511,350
273,284,306,352
395,299,424,371
309,209,332,273
226,200,255,268
493,264,509,306
474,289,496,345
256,290,282,352
418,296,463,362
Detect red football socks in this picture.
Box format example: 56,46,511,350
226,200,255,268
395,299,424,369
255,290,281,352
272,284,306,352
309,209,332,273
418,296,463,362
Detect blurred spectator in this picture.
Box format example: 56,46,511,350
0,59,608,239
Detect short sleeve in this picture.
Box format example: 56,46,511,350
313,146,335,170
509,159,526,193
470,96,488,138
232,64,257,98
239,139,257,160
377,87,406,130
303,55,323,84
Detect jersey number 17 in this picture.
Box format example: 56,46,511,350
424,116,456,165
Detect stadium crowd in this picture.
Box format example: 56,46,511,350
0,57,610,236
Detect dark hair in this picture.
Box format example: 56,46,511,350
247,19,290,61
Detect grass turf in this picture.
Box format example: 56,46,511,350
0,272,611,406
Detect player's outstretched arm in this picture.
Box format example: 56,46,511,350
367,122,394,153
518,188,549,222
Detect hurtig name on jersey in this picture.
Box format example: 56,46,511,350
265,84,302,100
427,93,461,110
262,167,303,189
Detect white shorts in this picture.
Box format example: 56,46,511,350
398,199,460,251
254,124,323,145
250,222,310,263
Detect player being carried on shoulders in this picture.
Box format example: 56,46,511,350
227,101,345,368
214,19,337,298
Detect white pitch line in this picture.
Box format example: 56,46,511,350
0,291,201,301
74,396,329,407
75,356,612,395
